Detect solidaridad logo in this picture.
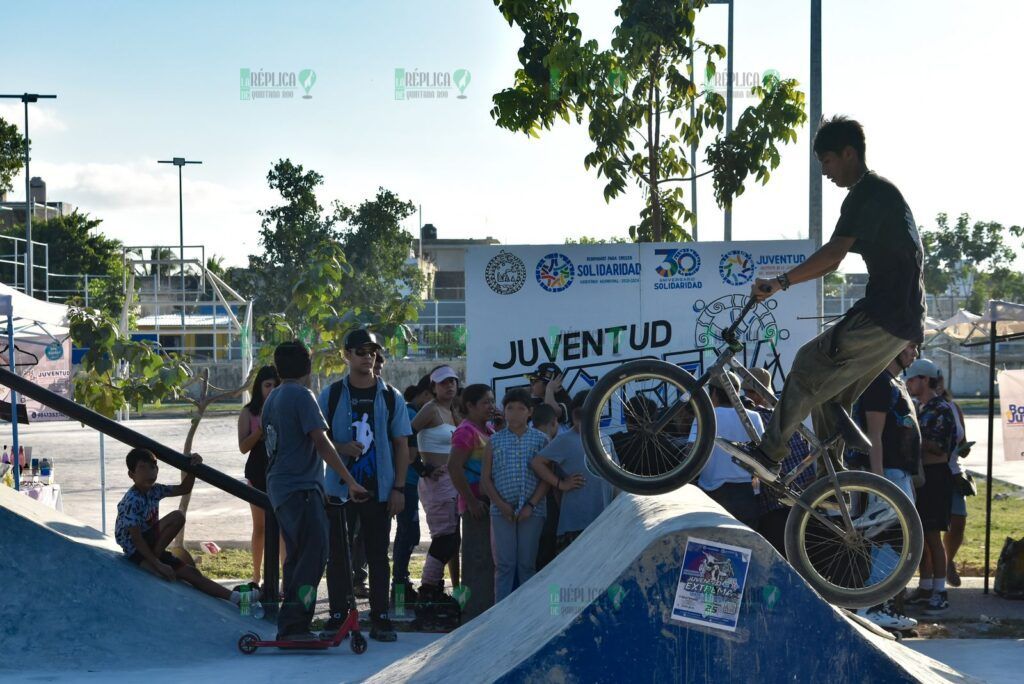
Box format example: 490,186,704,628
485,250,527,295
719,249,755,286
655,247,701,278
536,252,575,292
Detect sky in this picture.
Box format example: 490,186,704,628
2,0,1022,271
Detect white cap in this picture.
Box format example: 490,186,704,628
430,366,460,384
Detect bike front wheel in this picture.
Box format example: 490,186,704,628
784,470,924,608
580,359,716,495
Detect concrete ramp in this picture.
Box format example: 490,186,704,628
0,484,257,672
370,487,971,683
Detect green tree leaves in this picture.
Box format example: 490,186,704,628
490,0,806,242
0,117,25,196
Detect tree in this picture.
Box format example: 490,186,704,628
921,212,1023,315
69,307,191,418
490,0,806,242
247,159,341,315
1,210,129,319
336,187,423,327
0,117,25,196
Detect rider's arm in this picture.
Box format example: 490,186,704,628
864,411,887,476
238,408,261,454
754,235,856,298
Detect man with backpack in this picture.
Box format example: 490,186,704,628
318,329,412,642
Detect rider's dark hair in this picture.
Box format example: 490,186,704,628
126,448,157,473
813,115,866,161
274,340,311,379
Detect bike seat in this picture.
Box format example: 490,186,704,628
828,403,871,452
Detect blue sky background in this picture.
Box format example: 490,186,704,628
2,0,1021,269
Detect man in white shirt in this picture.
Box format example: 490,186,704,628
689,371,763,528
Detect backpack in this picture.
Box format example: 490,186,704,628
326,378,396,442
994,536,1024,599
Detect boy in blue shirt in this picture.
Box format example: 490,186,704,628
262,340,368,642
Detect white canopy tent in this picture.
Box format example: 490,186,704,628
0,284,72,493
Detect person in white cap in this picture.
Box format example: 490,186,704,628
411,365,464,624
905,357,957,615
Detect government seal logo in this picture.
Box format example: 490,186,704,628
485,250,527,295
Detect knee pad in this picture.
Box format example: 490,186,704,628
428,533,460,563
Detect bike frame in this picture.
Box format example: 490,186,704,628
651,297,860,538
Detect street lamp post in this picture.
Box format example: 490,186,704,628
157,157,202,331
0,93,57,297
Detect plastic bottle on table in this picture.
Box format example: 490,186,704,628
240,587,251,616
251,600,265,620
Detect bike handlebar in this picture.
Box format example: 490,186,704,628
720,294,763,343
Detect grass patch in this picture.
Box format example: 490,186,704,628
135,402,244,418
958,478,1024,575
190,545,428,583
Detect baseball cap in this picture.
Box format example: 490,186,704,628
527,362,562,383
430,365,460,384
742,367,773,394
709,371,741,393
344,329,383,351
906,358,941,379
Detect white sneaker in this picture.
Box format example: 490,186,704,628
858,604,917,631
853,498,897,530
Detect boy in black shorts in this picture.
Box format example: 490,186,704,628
115,448,250,605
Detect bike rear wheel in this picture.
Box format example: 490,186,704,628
580,359,716,495
784,470,924,608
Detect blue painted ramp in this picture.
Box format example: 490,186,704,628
0,484,255,672
370,487,969,683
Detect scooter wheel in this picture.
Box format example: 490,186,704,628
350,631,367,654
238,631,260,655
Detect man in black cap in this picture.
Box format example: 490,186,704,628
527,362,571,427
317,328,412,642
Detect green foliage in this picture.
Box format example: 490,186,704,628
421,326,467,358
69,307,192,418
824,272,844,298
489,0,806,242
248,159,341,315
921,212,1022,300
564,235,630,244
1,210,129,319
0,117,24,196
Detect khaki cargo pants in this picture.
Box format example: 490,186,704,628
760,310,912,462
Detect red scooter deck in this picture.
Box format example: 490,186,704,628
238,608,366,655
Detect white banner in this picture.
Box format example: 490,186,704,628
1,338,72,422
998,369,1024,461
466,240,817,403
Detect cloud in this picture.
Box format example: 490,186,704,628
0,102,67,134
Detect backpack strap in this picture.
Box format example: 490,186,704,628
326,380,345,441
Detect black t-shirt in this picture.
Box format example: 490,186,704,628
348,384,377,487
852,369,921,473
833,172,925,343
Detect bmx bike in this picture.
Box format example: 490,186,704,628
580,296,924,608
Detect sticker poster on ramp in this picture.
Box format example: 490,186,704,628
465,241,817,406
670,537,752,632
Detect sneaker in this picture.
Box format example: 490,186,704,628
323,612,346,632
853,498,898,530
947,561,962,588
857,604,916,630
878,601,918,630
904,587,932,606
370,613,397,642
715,440,782,481
923,591,949,615
353,582,370,599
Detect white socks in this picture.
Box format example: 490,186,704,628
933,578,946,593
919,578,933,590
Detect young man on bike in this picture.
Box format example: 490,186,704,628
721,116,926,481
